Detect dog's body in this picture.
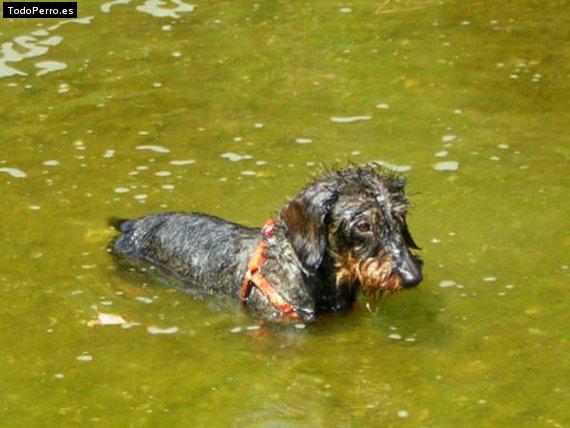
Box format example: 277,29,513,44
112,165,423,322
114,213,316,321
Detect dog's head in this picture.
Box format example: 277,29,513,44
278,165,422,296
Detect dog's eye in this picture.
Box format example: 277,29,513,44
355,221,371,233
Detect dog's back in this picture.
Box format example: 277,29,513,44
113,212,259,296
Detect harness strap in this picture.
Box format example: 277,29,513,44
240,219,299,320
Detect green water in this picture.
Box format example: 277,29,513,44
1,0,568,426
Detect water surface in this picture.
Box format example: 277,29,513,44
0,0,568,426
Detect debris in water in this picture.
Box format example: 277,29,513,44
87,312,127,327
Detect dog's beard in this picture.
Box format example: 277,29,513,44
335,252,402,297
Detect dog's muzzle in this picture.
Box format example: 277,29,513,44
393,246,423,288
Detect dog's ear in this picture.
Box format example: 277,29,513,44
278,181,338,273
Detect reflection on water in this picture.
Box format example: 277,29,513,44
373,160,412,172
101,0,195,18
1,0,195,79
434,160,459,171
136,0,195,18
0,167,27,178
100,0,134,14
0,0,568,426
330,115,373,123
135,144,171,153
35,60,67,76
0,17,92,77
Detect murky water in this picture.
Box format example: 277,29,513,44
1,0,568,426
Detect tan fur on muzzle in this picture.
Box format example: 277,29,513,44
335,252,402,296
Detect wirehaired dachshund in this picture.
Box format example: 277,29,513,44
111,165,423,322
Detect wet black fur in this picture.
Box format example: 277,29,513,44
111,164,423,322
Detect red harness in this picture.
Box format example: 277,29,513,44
240,219,300,320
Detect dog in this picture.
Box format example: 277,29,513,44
111,165,423,322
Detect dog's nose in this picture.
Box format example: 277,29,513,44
398,267,422,288
395,249,423,288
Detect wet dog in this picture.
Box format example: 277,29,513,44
111,165,423,322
